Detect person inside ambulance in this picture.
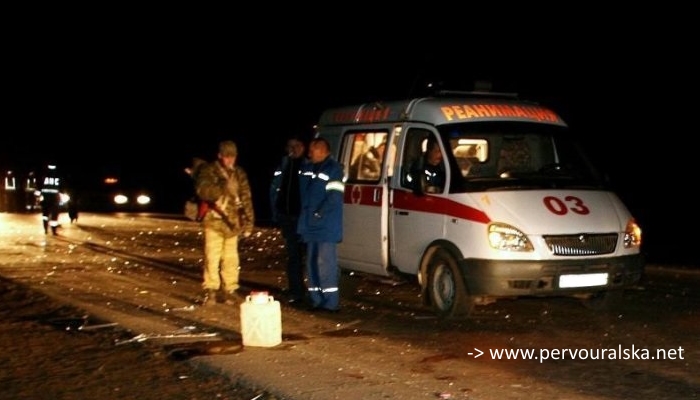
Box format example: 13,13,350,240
349,139,386,181
358,140,386,180
411,137,445,194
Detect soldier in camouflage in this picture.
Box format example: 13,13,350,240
195,140,255,306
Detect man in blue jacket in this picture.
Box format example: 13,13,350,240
297,137,345,312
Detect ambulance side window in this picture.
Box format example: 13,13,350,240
345,131,388,183
400,128,440,193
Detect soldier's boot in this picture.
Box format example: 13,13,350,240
223,290,237,305
202,290,217,306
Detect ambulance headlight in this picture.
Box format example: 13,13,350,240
488,223,534,252
623,218,642,248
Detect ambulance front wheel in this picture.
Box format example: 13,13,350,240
426,248,474,319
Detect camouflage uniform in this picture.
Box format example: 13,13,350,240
195,152,255,298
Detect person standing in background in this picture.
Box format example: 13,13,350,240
195,140,255,306
270,136,307,304
297,137,345,312
39,164,62,236
67,193,79,223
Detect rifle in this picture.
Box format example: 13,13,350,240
200,201,237,230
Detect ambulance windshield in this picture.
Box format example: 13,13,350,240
439,122,606,192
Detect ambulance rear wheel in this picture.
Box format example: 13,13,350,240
427,248,473,319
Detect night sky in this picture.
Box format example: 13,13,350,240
3,21,696,264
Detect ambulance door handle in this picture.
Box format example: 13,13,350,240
373,188,380,203
396,211,409,216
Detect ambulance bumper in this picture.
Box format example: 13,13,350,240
460,254,644,297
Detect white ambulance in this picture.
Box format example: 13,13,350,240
315,90,644,318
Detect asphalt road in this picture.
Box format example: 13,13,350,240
0,212,698,399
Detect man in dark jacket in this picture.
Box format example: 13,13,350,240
39,164,62,236
270,136,307,304
297,137,345,312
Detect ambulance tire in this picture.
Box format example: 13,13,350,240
426,248,474,319
581,289,624,310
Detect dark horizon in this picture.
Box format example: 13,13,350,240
3,31,695,267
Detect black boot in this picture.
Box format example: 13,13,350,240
222,291,237,305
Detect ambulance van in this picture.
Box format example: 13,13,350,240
315,90,644,318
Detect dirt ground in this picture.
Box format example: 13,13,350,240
1,212,698,400
0,276,275,400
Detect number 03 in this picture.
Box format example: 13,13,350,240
543,195,590,215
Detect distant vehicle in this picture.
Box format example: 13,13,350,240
77,174,153,212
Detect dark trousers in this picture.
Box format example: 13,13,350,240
42,204,59,235
277,213,306,300
306,242,340,310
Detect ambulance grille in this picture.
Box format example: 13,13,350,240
543,233,617,256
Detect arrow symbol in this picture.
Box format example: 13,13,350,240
467,348,483,358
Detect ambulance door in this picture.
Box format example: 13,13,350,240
337,130,391,276
389,126,446,274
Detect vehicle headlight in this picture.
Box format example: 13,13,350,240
114,194,129,205
136,194,151,205
488,222,534,252
623,218,642,248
